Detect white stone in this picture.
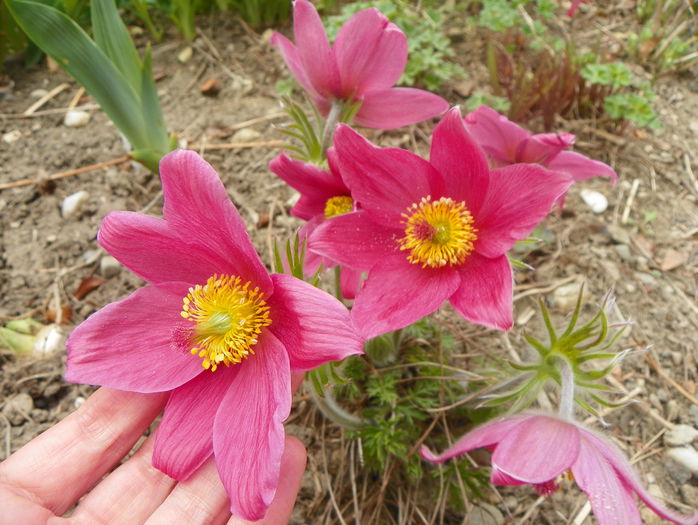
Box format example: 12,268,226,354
63,110,91,127
666,446,698,475
33,325,64,355
664,425,698,447
2,130,22,144
551,281,585,312
100,255,122,278
177,46,193,63
580,189,608,213
30,88,49,98
61,190,89,218
232,128,261,143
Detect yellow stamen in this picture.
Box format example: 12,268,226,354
324,195,354,219
180,274,271,371
398,196,478,268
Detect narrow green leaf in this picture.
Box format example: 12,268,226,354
6,0,149,148
139,45,170,154
91,0,142,91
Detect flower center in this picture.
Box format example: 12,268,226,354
179,274,271,371
398,196,478,268
324,195,354,219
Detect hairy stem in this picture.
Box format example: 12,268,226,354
558,358,575,421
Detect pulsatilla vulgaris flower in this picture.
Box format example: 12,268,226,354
310,108,573,339
270,0,448,129
464,105,617,186
421,413,698,525
65,150,363,521
269,149,362,298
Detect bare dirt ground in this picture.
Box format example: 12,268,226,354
1,5,697,524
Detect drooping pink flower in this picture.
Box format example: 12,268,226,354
64,150,363,521
269,149,362,298
567,0,593,17
270,0,448,130
310,108,573,339
464,105,617,184
421,413,698,525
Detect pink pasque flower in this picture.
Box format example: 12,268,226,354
464,105,617,184
310,108,573,339
271,0,448,129
269,149,362,298
421,413,698,525
65,150,363,521
568,0,593,17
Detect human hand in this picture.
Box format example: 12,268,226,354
0,378,307,525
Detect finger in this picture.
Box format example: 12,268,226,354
145,458,230,525
64,434,176,524
0,387,167,515
227,436,307,525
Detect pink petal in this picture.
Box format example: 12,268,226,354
547,150,618,183
492,415,580,484
292,0,340,98
581,429,698,525
340,266,363,300
152,367,238,480
571,435,643,525
450,253,513,331
65,283,204,392
420,414,530,463
353,87,448,130
309,210,398,271
334,8,407,96
269,32,324,101
464,105,531,165
334,125,441,226
267,273,363,370
99,212,230,285
474,164,572,258
351,257,460,339
159,150,272,295
269,152,348,221
430,108,491,216
516,134,573,164
213,331,292,521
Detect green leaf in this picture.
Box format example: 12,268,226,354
91,0,142,91
6,0,149,148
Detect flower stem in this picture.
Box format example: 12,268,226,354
309,385,365,431
321,100,343,156
558,358,575,421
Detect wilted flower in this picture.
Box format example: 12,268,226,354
65,150,363,521
568,0,593,17
271,0,448,129
311,108,573,339
464,105,617,187
269,149,361,298
422,413,698,525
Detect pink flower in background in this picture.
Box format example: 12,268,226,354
65,150,363,521
421,413,698,525
464,105,617,185
269,150,362,298
311,108,573,339
270,0,448,129
567,0,593,17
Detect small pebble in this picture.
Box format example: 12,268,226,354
580,189,608,213
666,446,698,475
232,128,261,143
2,393,34,425
615,244,632,261
30,88,49,98
634,272,657,287
200,77,223,97
551,281,584,312
607,224,631,245
689,405,698,428
100,255,122,278
61,190,90,218
2,130,22,144
664,424,698,447
177,46,193,63
63,110,91,127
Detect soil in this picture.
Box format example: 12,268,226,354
1,4,697,525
